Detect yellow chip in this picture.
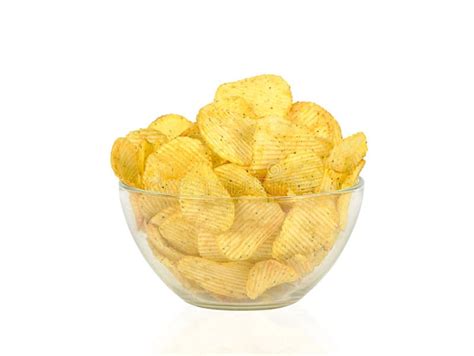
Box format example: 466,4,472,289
288,102,342,145
272,197,339,260
337,193,353,230
146,221,185,262
159,212,199,255
148,205,181,227
197,232,228,261
319,168,347,192
214,163,267,197
214,74,292,118
249,116,331,178
213,96,257,119
246,259,298,300
328,132,368,173
217,201,285,261
129,192,145,230
126,128,168,150
197,101,256,165
177,257,253,299
148,114,193,139
136,194,178,227
179,163,235,233
285,250,328,277
111,136,153,188
143,137,211,186
180,123,228,167
264,150,325,196
341,159,365,189
249,232,277,261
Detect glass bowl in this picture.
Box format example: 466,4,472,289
119,178,364,310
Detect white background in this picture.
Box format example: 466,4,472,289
1,1,473,355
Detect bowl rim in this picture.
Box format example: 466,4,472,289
119,177,364,201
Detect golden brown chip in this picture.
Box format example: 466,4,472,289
217,200,285,261
264,150,325,196
319,168,347,192
249,232,278,261
272,197,339,260
341,159,365,189
159,212,199,255
246,259,298,299
214,163,266,197
111,136,153,188
146,221,185,262
179,163,235,233
214,74,292,118
148,114,193,139
249,116,331,178
328,132,368,173
285,250,328,277
288,102,342,145
197,101,256,165
197,232,228,261
126,128,168,150
143,137,211,187
177,257,253,299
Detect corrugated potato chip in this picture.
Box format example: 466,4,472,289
146,221,185,262
328,132,367,173
214,163,266,197
148,114,193,139
319,168,347,192
341,159,365,189
217,201,285,261
214,74,292,118
179,163,235,233
126,128,168,150
246,259,298,300
249,116,331,178
249,232,278,262
213,96,257,119
111,136,153,188
288,102,342,145
272,197,339,260
197,232,228,261
129,192,145,230
197,101,256,165
159,212,199,255
264,150,325,196
135,194,178,228
177,257,252,299
143,137,211,187
285,250,328,277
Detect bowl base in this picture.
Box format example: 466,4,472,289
183,298,300,311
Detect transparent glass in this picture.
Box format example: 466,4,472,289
119,178,364,310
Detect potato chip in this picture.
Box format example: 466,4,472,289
126,128,168,150
179,163,235,233
272,197,339,260
111,136,153,188
341,159,365,189
328,132,367,173
213,96,257,120
214,163,266,197
136,194,178,227
246,259,298,299
148,114,193,139
249,116,331,178
197,101,256,165
214,74,292,118
177,257,252,299
285,250,328,277
264,150,325,196
337,193,353,230
148,205,181,226
143,137,211,187
249,232,277,261
146,221,185,262
217,201,285,261
288,102,342,145
159,212,199,255
129,192,145,230
197,232,228,261
319,168,347,192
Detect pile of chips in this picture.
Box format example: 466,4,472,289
111,75,367,301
